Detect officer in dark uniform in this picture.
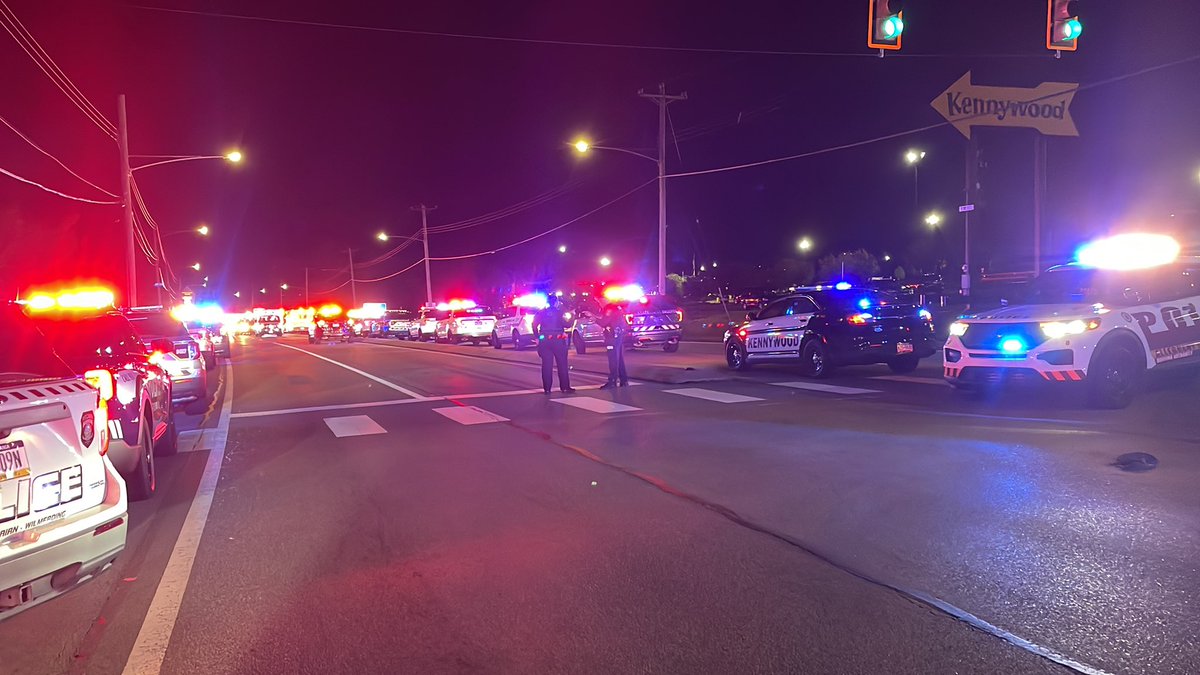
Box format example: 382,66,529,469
598,303,629,389
531,295,575,394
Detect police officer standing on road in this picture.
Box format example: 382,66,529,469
532,295,575,394
599,303,629,389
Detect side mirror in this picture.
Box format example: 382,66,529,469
149,338,174,354
999,298,1009,307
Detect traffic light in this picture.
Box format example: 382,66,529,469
1047,0,1082,51
867,0,904,51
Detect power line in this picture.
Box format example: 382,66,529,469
0,165,120,204
355,257,426,283
0,114,118,197
0,2,117,139
425,181,583,234
428,178,655,261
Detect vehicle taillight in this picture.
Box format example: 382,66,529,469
80,410,96,448
847,312,874,325
625,314,634,325
737,328,748,339
674,310,684,323
84,369,115,401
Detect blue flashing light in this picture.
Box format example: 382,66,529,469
835,282,852,291
918,308,933,321
857,298,871,310
1000,337,1026,354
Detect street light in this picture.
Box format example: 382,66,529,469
197,224,210,236
190,262,201,271
573,138,667,295
925,212,943,227
163,224,210,239
905,149,926,210
599,256,612,267
798,237,813,252
130,151,245,173
279,283,289,307
558,245,568,254
377,232,389,242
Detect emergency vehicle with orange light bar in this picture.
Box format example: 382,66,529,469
944,234,1200,408
0,302,127,620
724,282,937,376
25,293,175,502
492,293,548,349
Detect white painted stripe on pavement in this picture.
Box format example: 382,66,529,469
552,397,642,414
433,405,510,425
925,410,1102,427
664,388,763,403
275,342,428,399
770,381,880,395
324,414,388,437
122,364,234,675
229,384,612,419
870,375,951,387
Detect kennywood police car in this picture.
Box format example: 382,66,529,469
724,283,937,376
944,236,1199,408
492,293,546,350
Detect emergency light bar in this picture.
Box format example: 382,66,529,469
512,293,549,309
436,299,477,311
1076,233,1180,271
22,287,116,312
602,284,645,303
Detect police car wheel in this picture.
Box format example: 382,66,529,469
726,342,750,371
801,339,833,378
663,341,679,353
573,333,587,355
512,331,525,351
492,331,502,349
1086,344,1142,409
887,354,920,374
127,419,156,501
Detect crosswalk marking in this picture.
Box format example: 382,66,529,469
870,375,950,387
433,405,510,425
552,397,642,414
324,415,388,438
770,381,880,395
664,388,763,404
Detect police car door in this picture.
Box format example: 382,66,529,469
746,298,802,357
779,296,817,353
1132,262,1200,367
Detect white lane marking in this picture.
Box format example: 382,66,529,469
274,342,428,399
123,364,234,675
552,397,642,414
871,375,951,387
433,406,510,425
324,415,388,438
229,384,611,419
771,381,881,395
925,410,1102,427
664,388,764,403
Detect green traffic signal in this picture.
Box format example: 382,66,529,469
1062,18,1082,41
881,15,904,39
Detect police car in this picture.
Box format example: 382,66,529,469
724,283,937,376
1,303,128,620
26,293,175,501
569,285,683,353
434,302,496,345
491,293,547,350
125,308,208,405
944,234,1199,408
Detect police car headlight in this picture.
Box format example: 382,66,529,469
948,322,969,337
1040,319,1101,339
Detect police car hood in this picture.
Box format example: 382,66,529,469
961,303,1102,322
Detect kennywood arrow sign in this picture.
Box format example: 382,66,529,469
931,72,1079,138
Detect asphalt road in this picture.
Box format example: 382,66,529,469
3,333,1197,674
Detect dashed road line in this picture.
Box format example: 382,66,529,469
770,381,881,395
324,414,388,437
433,405,510,425
665,387,764,403
275,342,429,399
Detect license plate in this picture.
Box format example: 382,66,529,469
0,441,31,481
896,342,914,354
474,320,483,326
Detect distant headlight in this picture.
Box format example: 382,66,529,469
948,322,969,337
1040,319,1101,339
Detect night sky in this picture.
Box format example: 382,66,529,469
2,0,1198,309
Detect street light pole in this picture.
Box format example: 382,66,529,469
639,83,687,296
412,204,437,305
347,248,358,308
118,94,136,307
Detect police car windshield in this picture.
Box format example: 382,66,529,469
0,305,75,383
31,314,143,369
809,290,900,310
1019,267,1146,305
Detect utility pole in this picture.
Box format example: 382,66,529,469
304,267,310,306
962,137,978,302
118,95,136,306
638,83,686,296
347,248,358,307
412,204,437,305
1033,134,1045,276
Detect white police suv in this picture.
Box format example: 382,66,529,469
944,235,1199,408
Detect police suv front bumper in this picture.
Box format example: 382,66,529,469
943,334,1088,386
